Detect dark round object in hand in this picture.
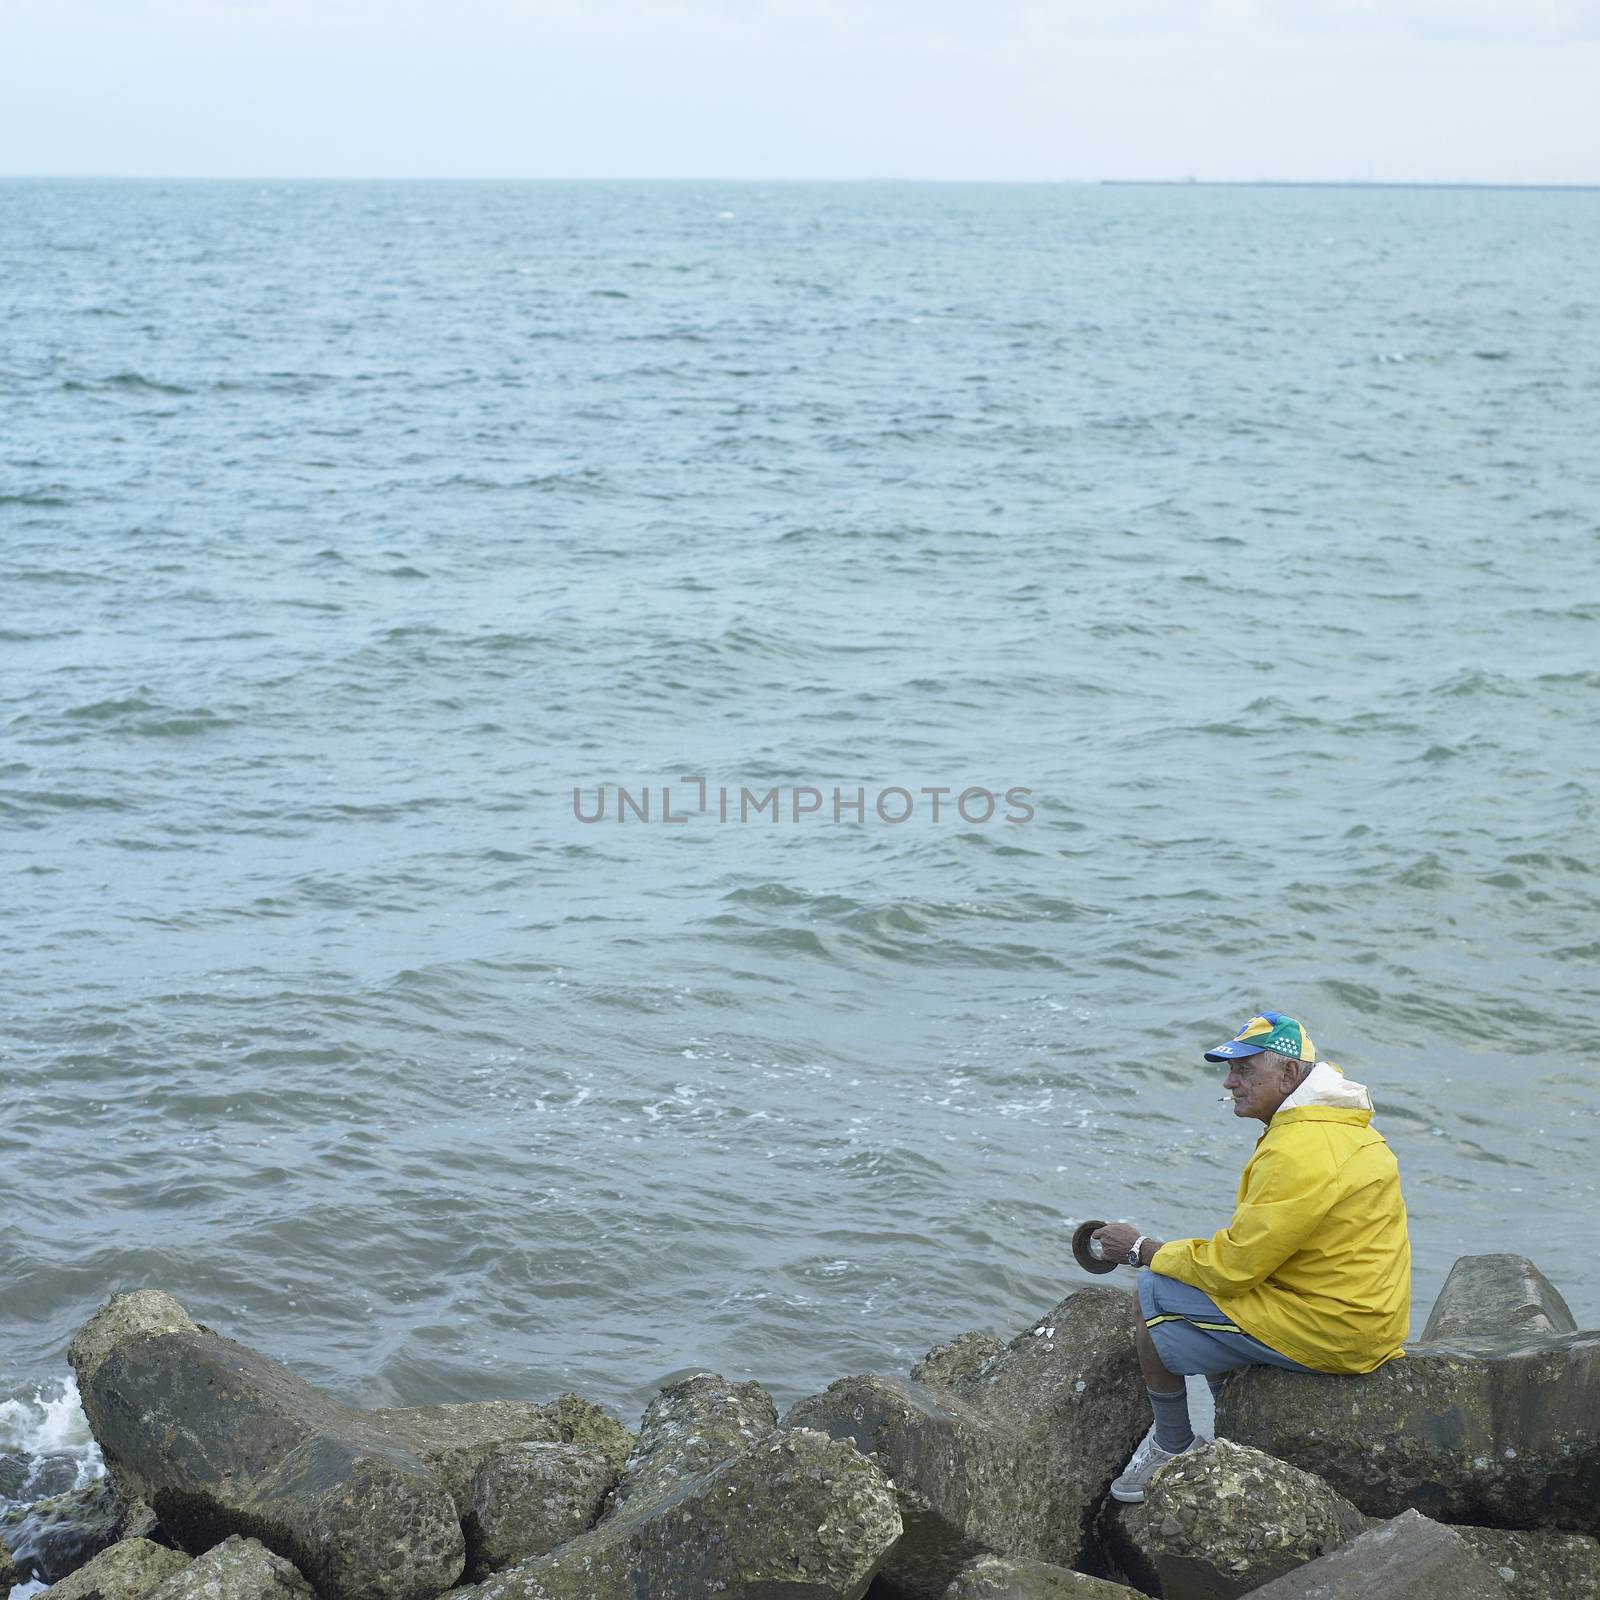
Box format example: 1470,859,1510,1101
1072,1219,1120,1275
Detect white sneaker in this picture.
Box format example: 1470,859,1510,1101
1109,1425,1204,1503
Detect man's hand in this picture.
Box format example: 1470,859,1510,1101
1090,1222,1164,1267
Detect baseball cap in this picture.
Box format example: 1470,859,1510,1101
1204,1011,1316,1063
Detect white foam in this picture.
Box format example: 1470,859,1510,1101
0,1376,93,1456
0,1376,104,1497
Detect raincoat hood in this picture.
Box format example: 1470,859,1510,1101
1278,1060,1373,1115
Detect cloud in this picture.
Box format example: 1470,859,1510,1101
3,0,1597,178
18,0,1600,43
1239,0,1600,41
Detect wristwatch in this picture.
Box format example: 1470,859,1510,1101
1128,1234,1148,1267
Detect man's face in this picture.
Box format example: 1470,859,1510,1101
1222,1053,1302,1123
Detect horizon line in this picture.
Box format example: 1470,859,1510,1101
2,174,1599,190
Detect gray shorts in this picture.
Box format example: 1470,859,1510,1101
1138,1268,1315,1377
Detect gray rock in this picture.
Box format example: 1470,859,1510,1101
912,1334,1006,1391
1217,1330,1600,1535
786,1286,1148,1597
449,1425,901,1600
369,1398,632,1510
461,1443,616,1579
1104,1439,1368,1600
787,1371,1017,1597
3,1535,16,1600
0,1479,124,1586
38,1538,189,1600
942,1553,1145,1597
118,1503,161,1545
150,1536,310,1600
68,1294,199,1391
2,1455,85,1505
604,1373,777,1519
1238,1508,1510,1598
69,1292,464,1600
1420,1254,1577,1347
1454,1525,1600,1600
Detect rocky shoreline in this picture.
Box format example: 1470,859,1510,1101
2,1254,1596,1600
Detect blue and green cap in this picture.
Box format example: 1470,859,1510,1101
1204,1011,1315,1063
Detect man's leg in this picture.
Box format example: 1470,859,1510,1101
1115,1272,1323,1503
1111,1275,1213,1502
1130,1285,1194,1453
1135,1271,1316,1442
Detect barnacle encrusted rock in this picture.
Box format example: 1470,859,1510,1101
150,1535,311,1600
1105,1438,1367,1598
912,1333,1005,1390
1217,1330,1600,1535
1452,1524,1600,1600
36,1537,189,1600
941,1552,1146,1597
602,1372,777,1519
370,1397,632,1509
0,1476,155,1588
786,1286,1148,1597
1238,1508,1511,1598
69,1292,464,1600
447,1425,900,1600
66,1293,199,1391
461,1442,616,1579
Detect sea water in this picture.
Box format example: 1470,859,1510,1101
2,184,1597,1454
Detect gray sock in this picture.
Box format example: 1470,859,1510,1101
1146,1385,1194,1454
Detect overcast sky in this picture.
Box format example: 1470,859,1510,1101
2,0,1597,182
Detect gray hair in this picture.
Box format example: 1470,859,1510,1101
1251,1049,1310,1081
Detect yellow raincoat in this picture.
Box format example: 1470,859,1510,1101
1150,1064,1410,1374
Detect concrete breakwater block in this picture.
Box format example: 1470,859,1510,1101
1218,1328,1600,1533
67,1292,644,1600
441,1374,897,1599
1101,1437,1600,1600
35,1537,189,1600
447,1424,901,1600
35,1534,317,1600
459,1441,617,1580
149,1535,313,1600
1104,1438,1367,1600
1420,1253,1578,1348
1236,1508,1511,1599
600,1371,776,1520
940,1553,1145,1597
1452,1525,1600,1600
69,1291,466,1600
0,1479,127,1588
911,1333,1006,1391
367,1396,632,1513
786,1286,1148,1597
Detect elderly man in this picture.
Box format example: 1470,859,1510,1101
1092,1011,1410,1503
